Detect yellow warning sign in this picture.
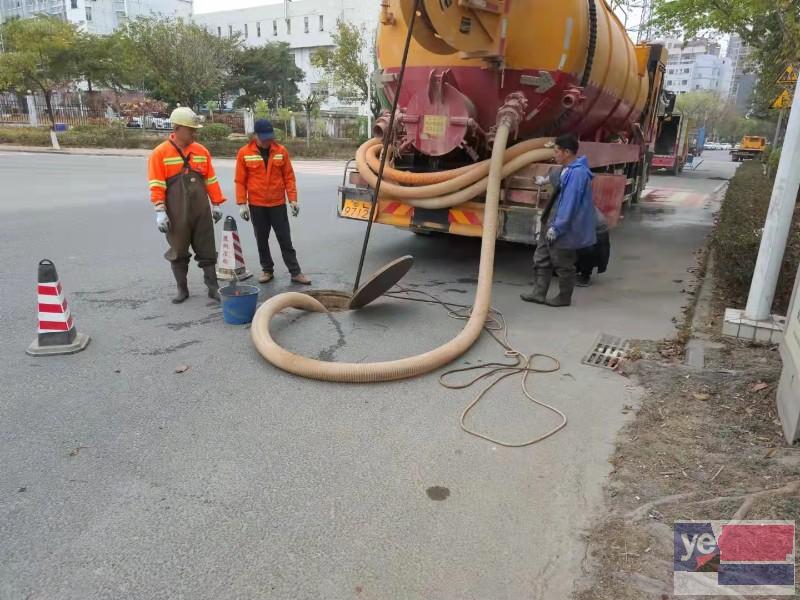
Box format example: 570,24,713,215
771,89,793,109
776,65,798,86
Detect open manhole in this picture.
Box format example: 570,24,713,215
302,256,414,313
304,290,352,313
582,333,630,370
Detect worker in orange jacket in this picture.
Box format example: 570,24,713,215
235,119,311,285
148,107,225,303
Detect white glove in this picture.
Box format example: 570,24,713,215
290,202,299,217
534,175,548,186
156,211,170,233
546,227,557,242
212,206,223,223
239,205,250,221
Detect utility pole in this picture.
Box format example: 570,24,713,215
774,108,786,146
744,76,800,321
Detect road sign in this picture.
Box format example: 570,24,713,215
776,65,798,86
772,89,793,110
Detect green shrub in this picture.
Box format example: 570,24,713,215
768,146,782,177
0,127,51,146
197,123,232,142
0,125,359,159
713,160,800,314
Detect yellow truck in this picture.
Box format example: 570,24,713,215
730,136,767,162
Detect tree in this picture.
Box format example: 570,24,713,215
73,32,137,99
119,18,240,108
650,0,800,111
0,16,81,128
675,91,731,130
225,43,304,109
311,19,378,116
298,92,321,147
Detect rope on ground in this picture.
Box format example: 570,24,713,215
386,286,567,447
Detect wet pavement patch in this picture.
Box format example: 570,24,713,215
426,486,450,501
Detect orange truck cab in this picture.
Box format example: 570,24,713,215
731,136,767,162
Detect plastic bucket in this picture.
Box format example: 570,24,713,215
220,284,260,325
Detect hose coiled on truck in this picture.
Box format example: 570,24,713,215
250,127,554,382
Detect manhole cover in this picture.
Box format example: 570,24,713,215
582,333,630,370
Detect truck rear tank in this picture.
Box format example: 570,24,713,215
376,0,651,161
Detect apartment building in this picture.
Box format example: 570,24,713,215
0,0,191,34
660,37,726,95
193,0,378,115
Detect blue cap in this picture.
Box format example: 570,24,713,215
254,119,274,141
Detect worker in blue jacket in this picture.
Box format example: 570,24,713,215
521,133,597,307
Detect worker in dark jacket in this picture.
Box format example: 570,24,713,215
521,133,596,307
576,208,611,286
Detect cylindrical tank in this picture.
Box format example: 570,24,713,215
377,0,649,157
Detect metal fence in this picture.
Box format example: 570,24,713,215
0,92,111,128
0,91,367,139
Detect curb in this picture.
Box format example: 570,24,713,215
0,145,151,157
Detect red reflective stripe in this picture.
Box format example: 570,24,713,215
232,233,241,242
38,300,67,313
465,211,482,226
38,319,72,332
383,202,400,215
37,283,62,296
235,254,245,263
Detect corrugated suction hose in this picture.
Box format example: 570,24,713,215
251,125,554,382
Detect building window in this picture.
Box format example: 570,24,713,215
304,16,309,33
285,18,291,34
85,5,91,20
319,14,323,30
244,23,248,37
273,20,277,35
682,80,688,85
256,21,261,37
70,0,77,8
684,68,690,73
229,25,233,37
217,26,222,37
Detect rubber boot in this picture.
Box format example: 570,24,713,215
520,268,551,304
547,271,575,307
202,264,221,302
170,262,190,304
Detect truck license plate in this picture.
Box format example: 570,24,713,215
342,199,372,220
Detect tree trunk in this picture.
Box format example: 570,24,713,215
43,90,56,129
87,79,93,93
306,112,311,147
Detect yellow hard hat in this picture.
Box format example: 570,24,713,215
169,107,203,129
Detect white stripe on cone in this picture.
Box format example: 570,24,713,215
219,231,247,271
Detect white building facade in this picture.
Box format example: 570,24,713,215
0,0,191,34
660,37,726,95
192,0,378,115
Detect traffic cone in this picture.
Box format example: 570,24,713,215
27,259,90,356
216,216,252,281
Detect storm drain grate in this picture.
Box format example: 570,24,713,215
582,333,630,370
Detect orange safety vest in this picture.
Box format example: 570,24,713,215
147,134,225,206
234,139,298,208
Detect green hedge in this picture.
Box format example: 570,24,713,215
713,160,800,314
0,126,359,159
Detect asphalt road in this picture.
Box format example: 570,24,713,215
0,149,735,599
